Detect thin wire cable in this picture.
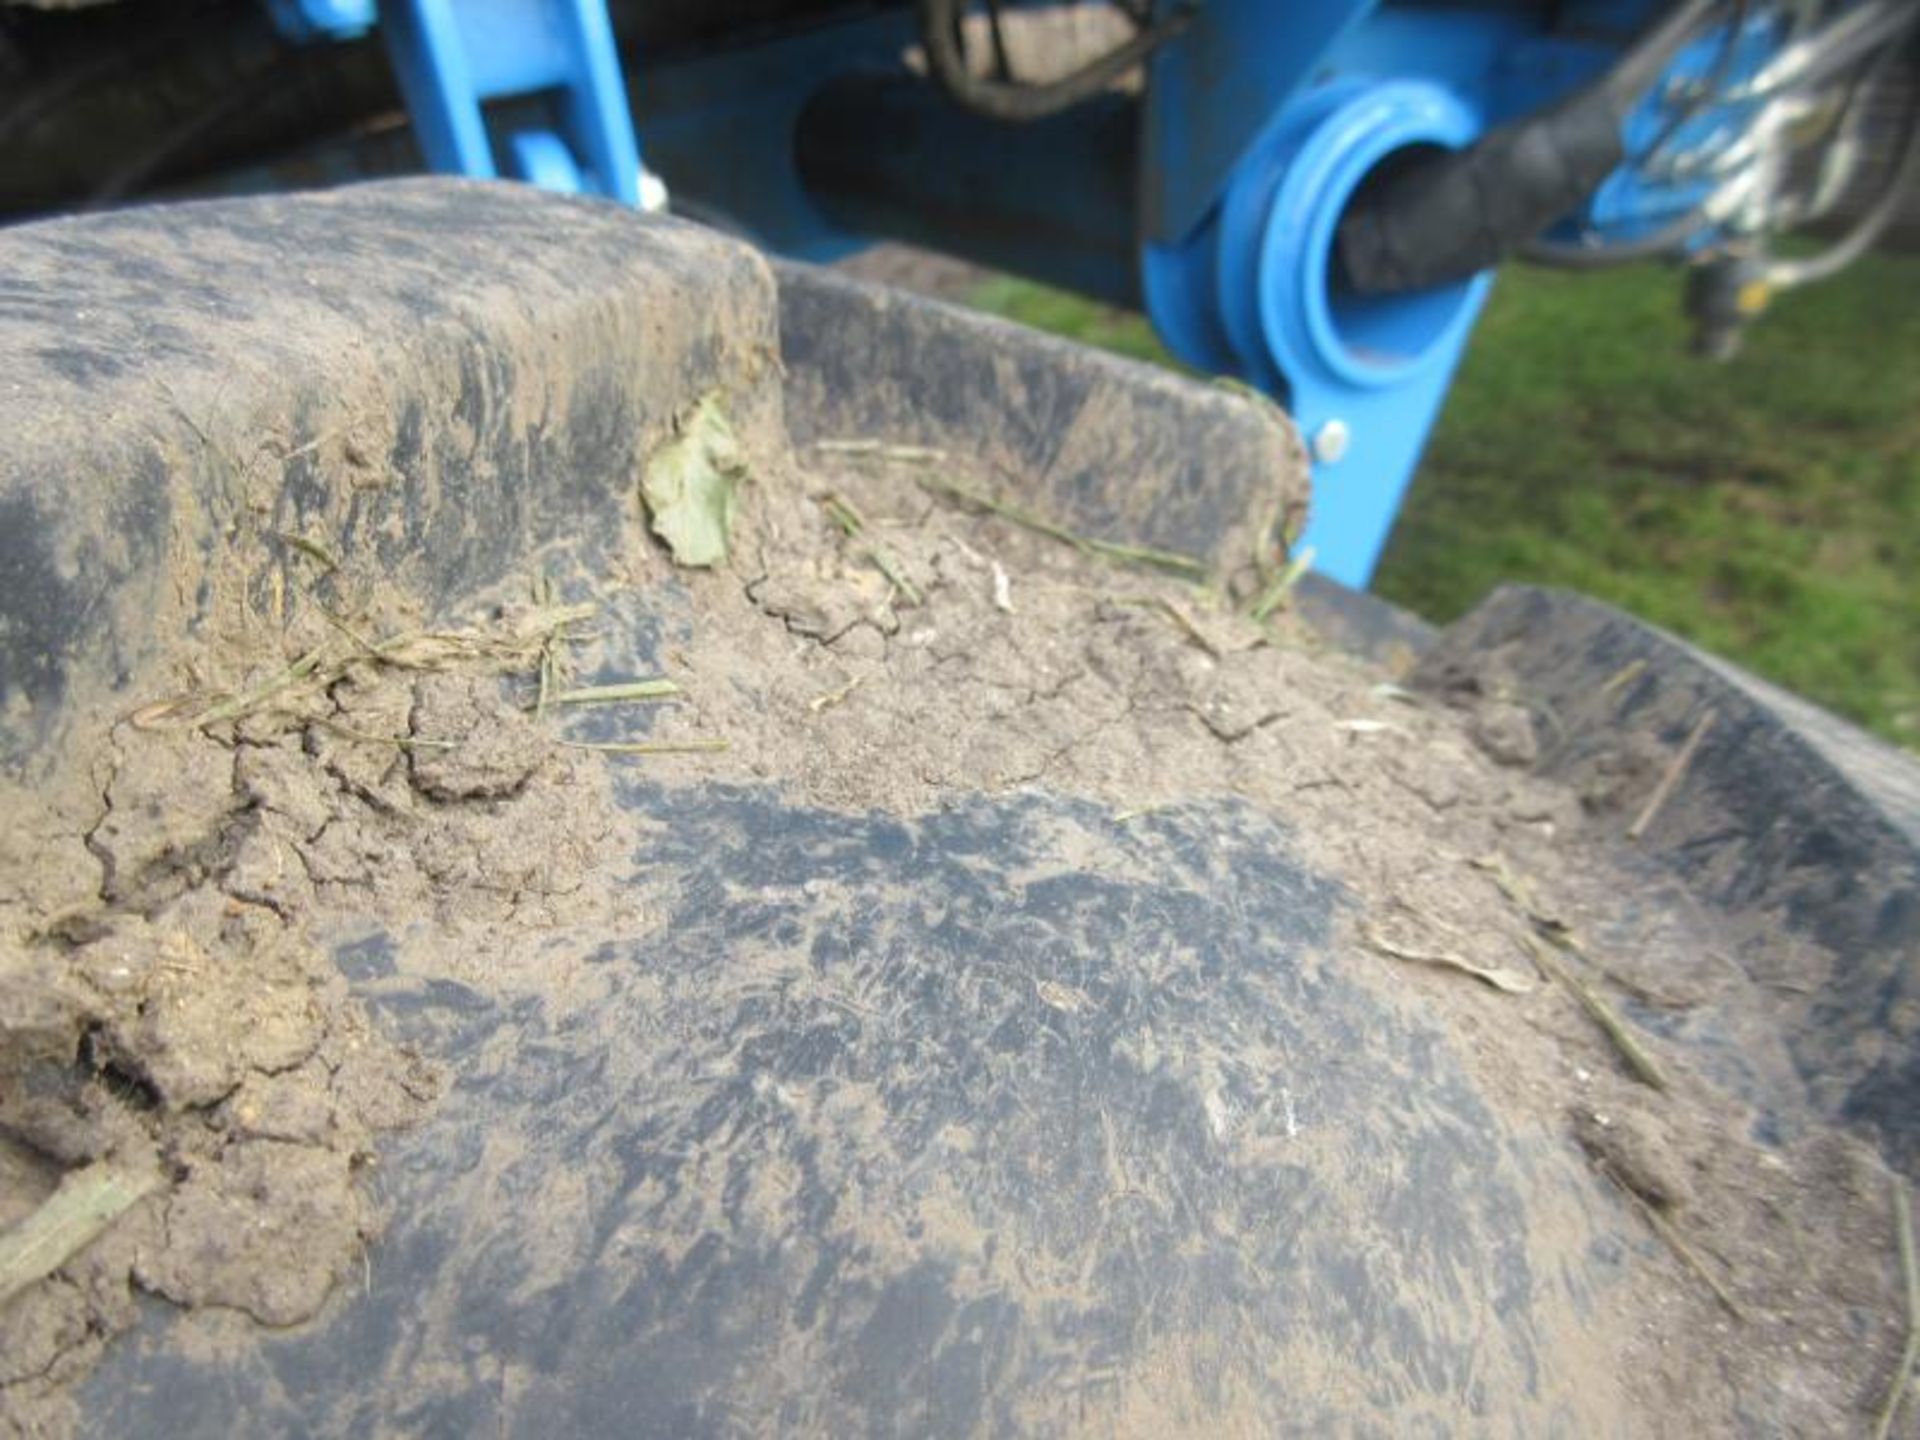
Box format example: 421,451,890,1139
915,0,1195,122
1767,41,1920,286
1519,204,1711,267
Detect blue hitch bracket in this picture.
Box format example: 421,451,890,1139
382,0,643,204
265,0,376,43
269,0,643,204
1144,79,1492,590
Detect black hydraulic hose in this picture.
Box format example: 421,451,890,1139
915,0,1194,122
1524,19,1920,277
1336,0,1721,294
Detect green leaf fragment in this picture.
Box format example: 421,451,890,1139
641,392,749,567
0,1161,160,1308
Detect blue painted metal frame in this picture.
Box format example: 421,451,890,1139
1141,0,1382,245
1495,8,1784,248
380,0,642,204
632,13,917,257
1132,0,1780,587
1142,3,1547,586
265,0,375,43
1586,14,1784,244
256,0,1791,592
272,0,643,204
1144,75,1493,586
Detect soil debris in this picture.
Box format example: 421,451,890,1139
1599,1157,1746,1321
0,377,1910,1439
0,583,654,1430
1572,1106,1692,1211
133,1139,367,1327
0,1162,158,1310
1471,700,1540,767
407,675,548,802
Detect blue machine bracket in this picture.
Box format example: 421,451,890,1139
1134,1,1770,589
380,0,642,204
1144,79,1492,588
265,0,375,43
270,0,643,205
257,0,1748,593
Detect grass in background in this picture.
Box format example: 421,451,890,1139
964,259,1920,747
968,274,1191,369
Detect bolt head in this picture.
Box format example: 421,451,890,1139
1312,420,1350,465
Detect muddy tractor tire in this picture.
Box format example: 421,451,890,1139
0,183,1915,1438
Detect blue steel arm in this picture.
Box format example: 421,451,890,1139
1143,76,1495,587
1140,2,1527,586
1139,0,1770,587
269,0,642,205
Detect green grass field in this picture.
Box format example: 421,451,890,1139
966,261,1920,748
